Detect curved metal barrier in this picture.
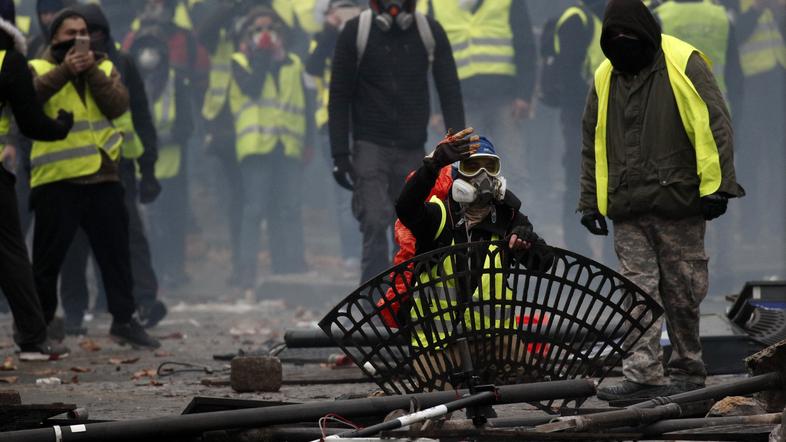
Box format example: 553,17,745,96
319,241,663,411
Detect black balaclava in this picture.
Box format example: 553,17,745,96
48,8,85,63
600,0,662,74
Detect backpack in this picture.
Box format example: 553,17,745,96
355,9,436,69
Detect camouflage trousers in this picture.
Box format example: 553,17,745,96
614,214,708,385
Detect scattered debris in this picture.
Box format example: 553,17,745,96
158,332,186,340
707,396,766,417
70,367,92,373
0,357,16,371
109,357,139,365
0,390,20,405
131,369,157,380
35,377,61,385
78,339,102,352
154,350,173,358
200,377,230,387
31,368,58,377
0,377,16,384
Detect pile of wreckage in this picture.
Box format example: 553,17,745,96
2,242,785,441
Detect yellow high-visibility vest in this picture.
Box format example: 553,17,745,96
292,0,322,35
202,29,234,121
113,111,143,159
152,69,180,179
554,5,605,81
655,0,730,93
228,52,306,162
307,38,331,130
593,34,722,215
29,59,124,188
410,196,515,349
431,0,516,80
739,2,786,77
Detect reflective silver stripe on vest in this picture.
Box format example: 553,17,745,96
31,146,96,168
70,120,113,133
741,37,785,55
454,54,514,69
102,132,123,150
480,304,507,321
208,89,227,97
450,37,512,54
236,124,304,140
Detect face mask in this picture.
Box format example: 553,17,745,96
374,0,413,31
451,172,506,205
51,38,76,63
606,34,654,74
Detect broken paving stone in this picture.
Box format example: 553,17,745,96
1,356,16,371
78,339,102,352
707,396,766,417
230,356,281,393
70,367,92,373
0,376,17,384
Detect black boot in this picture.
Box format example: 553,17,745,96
138,300,167,329
596,380,669,401
110,318,161,349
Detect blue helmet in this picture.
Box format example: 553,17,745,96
458,136,501,177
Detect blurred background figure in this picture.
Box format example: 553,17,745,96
230,7,312,296
426,0,537,195
27,0,75,59
306,0,362,276
545,0,609,261
130,27,192,291
329,0,465,284
58,3,166,335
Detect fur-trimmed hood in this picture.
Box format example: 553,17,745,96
0,17,26,54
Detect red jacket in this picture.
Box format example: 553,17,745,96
377,166,453,328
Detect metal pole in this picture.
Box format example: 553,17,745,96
631,372,783,408
326,391,497,439
0,379,596,442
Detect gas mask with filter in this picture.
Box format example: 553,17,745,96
452,151,506,206
370,0,415,31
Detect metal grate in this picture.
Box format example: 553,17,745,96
319,241,662,411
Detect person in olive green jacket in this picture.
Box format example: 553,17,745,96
578,0,744,402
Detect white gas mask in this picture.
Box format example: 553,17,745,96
451,172,506,205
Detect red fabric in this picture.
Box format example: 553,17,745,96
377,166,453,328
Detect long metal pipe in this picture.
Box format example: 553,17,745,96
0,379,596,442
631,371,783,408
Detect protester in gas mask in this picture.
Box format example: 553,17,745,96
329,0,464,284
230,7,314,297
28,8,160,349
57,3,167,336
395,128,554,388
578,0,744,401
130,29,193,293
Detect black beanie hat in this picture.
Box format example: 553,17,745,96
48,7,85,41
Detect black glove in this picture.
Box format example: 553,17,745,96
332,154,355,191
423,127,479,172
700,193,728,220
507,224,539,246
56,109,74,131
508,225,554,273
138,172,162,204
580,209,609,236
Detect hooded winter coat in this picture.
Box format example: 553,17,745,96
578,0,743,221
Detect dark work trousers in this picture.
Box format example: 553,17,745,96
148,171,188,284
352,140,424,283
211,137,244,280
14,139,33,234
32,181,136,324
238,147,306,289
0,168,47,346
560,100,592,258
59,161,159,324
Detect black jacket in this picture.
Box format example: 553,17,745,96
328,15,465,157
395,164,550,272
0,35,68,142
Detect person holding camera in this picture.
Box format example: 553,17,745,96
28,8,160,349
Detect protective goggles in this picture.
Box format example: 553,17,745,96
458,155,501,177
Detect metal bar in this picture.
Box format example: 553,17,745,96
0,379,595,442
327,391,497,439
631,372,783,408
